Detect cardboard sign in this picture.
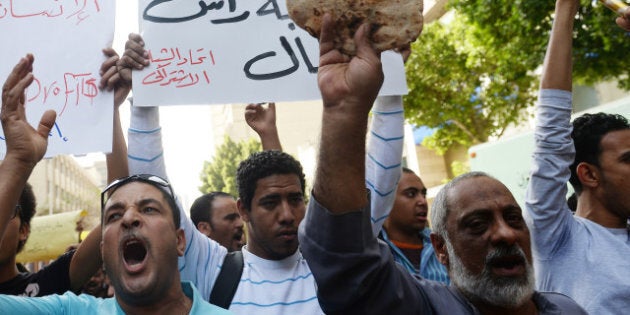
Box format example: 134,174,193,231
0,0,115,157
134,0,408,106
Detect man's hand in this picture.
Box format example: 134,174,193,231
245,102,277,136
1,54,55,168
100,48,131,108
616,7,630,31
317,14,384,115
118,33,150,84
245,102,283,150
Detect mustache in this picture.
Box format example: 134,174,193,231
485,245,526,264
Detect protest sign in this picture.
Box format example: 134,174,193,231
0,0,115,158
134,0,408,106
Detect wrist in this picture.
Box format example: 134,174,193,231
0,154,37,178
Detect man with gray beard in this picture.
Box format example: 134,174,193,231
297,12,587,315
431,172,538,310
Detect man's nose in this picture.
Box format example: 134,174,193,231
121,208,141,229
490,218,518,245
416,194,428,207
235,216,244,228
278,201,296,224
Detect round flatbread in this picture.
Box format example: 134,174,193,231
286,0,424,56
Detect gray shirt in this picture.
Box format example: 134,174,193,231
299,195,587,315
525,89,630,314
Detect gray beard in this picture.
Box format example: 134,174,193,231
446,240,535,308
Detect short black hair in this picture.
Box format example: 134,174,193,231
103,176,181,229
570,113,629,195
236,151,305,211
17,183,37,253
190,192,234,228
402,167,415,174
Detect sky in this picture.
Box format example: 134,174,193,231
77,1,216,211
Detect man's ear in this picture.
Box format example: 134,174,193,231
19,223,30,242
196,221,212,237
236,198,250,223
576,162,600,189
430,233,449,267
176,229,186,256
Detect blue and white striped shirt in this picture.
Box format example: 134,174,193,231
127,95,404,314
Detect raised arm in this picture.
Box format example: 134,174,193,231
540,0,575,91
245,102,282,151
366,47,409,235
119,33,227,300
0,55,55,255
298,16,432,314
67,48,132,292
101,47,131,183
524,0,578,258
313,17,383,212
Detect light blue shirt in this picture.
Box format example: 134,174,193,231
525,89,630,315
380,228,450,284
0,281,232,314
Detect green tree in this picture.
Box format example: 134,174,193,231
450,0,630,88
405,1,630,154
199,136,261,196
404,19,537,154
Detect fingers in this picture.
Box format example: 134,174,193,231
268,102,276,112
616,16,630,31
121,33,150,70
319,14,349,67
396,44,412,64
100,49,120,90
319,14,335,57
245,103,263,118
37,110,57,139
354,23,380,61
3,70,34,116
3,55,33,104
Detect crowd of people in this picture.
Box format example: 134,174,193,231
0,0,629,314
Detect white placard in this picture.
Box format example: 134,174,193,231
134,0,408,106
0,0,115,158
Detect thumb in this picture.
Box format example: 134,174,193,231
37,110,56,138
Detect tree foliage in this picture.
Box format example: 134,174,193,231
199,136,261,196
451,0,630,88
404,20,537,154
404,0,630,153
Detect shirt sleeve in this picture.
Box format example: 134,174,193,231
127,105,227,301
524,89,575,260
298,193,433,314
366,95,404,236
33,250,74,296
0,293,64,314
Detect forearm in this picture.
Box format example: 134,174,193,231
258,127,282,151
127,105,167,178
106,107,129,183
314,105,370,214
69,225,102,291
367,95,404,235
525,89,574,258
540,0,577,91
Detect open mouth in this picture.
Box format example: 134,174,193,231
488,255,525,276
123,238,148,268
